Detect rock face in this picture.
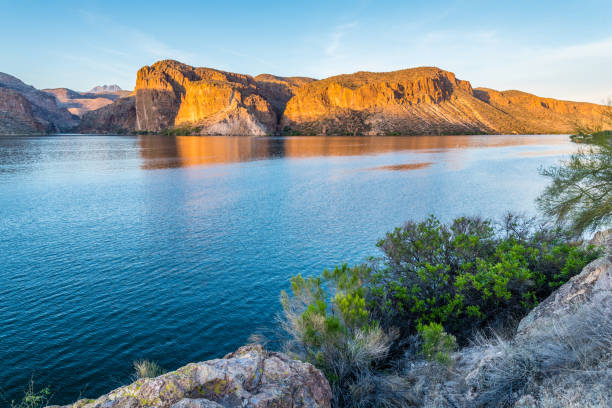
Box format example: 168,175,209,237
0,72,78,134
516,229,612,338
79,96,136,133
253,74,316,117
44,88,132,116
281,67,610,135
134,60,281,135
49,345,331,408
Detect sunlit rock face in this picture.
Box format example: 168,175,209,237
281,67,610,135
134,60,279,135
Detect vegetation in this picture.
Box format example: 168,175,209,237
9,380,50,408
132,360,165,380
280,214,599,407
538,131,611,234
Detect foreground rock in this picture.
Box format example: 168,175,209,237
49,345,331,408
516,229,612,339
79,96,136,134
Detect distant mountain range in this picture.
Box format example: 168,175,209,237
1,62,611,135
89,84,123,93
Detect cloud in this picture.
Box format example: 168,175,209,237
325,22,358,57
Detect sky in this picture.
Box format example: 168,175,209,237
1,0,612,103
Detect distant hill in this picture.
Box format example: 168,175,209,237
85,59,610,135
89,84,123,93
0,72,77,134
43,87,131,117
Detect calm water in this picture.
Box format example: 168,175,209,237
0,134,575,404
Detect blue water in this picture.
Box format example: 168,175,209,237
0,134,575,404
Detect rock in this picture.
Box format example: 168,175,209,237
516,230,612,338
49,345,331,408
78,96,136,133
0,72,78,133
134,60,278,135
280,67,609,135
89,85,123,94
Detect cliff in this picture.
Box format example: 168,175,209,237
78,61,611,135
0,72,78,134
134,60,281,135
281,67,610,135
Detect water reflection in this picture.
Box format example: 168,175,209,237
138,135,572,170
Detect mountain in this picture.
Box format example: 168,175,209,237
43,87,132,116
79,95,136,133
281,67,609,135
0,72,78,134
89,84,123,93
79,60,611,135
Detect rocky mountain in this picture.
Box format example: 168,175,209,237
43,87,132,116
79,95,136,133
89,84,123,93
281,67,610,135
0,72,78,134
87,61,610,136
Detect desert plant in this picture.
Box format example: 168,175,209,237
10,380,50,408
132,360,165,380
418,322,457,365
368,214,598,343
280,264,416,407
538,132,611,234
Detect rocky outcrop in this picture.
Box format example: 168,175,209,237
134,60,278,135
281,67,611,135
0,72,78,133
516,229,611,339
253,74,315,117
44,88,131,116
79,96,136,133
48,345,331,408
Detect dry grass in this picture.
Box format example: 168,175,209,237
132,360,165,380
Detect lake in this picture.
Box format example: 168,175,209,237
0,134,575,404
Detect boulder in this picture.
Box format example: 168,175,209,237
48,345,331,408
516,229,612,338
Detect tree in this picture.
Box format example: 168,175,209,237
537,134,612,234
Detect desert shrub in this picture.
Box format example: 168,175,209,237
368,214,599,342
10,380,50,408
538,132,611,234
418,322,457,365
132,360,165,380
471,307,612,407
280,264,416,407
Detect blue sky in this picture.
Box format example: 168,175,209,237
2,0,611,102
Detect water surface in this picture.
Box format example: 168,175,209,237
0,134,575,404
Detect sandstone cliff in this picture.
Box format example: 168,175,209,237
134,60,280,135
44,87,131,116
0,72,78,134
77,61,612,136
48,345,331,408
281,67,611,135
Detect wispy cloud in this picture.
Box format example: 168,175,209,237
325,22,358,57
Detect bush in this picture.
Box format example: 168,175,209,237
280,264,416,407
10,380,50,408
418,322,457,365
132,360,165,380
369,214,599,342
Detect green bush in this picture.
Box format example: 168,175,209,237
418,322,457,365
10,380,50,408
369,214,599,342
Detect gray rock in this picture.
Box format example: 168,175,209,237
50,345,331,408
516,229,612,339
